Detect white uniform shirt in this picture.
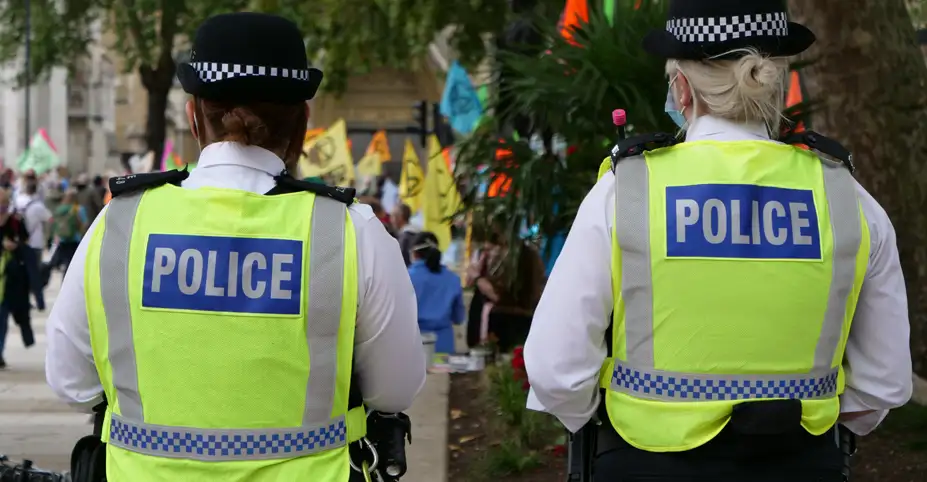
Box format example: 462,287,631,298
524,116,913,436
46,142,427,413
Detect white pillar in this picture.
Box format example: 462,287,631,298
2,76,21,169
48,66,68,168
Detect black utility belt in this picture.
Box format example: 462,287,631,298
596,399,816,457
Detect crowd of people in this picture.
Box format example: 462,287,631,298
0,162,547,371
0,167,108,368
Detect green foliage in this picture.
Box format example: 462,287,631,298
474,438,544,479
908,0,927,28
0,0,249,86
251,0,567,94
471,363,563,479
485,363,561,449
455,1,671,284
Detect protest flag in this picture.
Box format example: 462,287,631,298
439,62,483,135
423,135,461,251
399,139,425,213
298,119,355,186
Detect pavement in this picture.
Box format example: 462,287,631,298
0,271,450,481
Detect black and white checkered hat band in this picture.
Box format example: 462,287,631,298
667,12,788,43
189,62,311,83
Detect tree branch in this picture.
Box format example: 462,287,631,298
156,0,179,77
120,0,152,66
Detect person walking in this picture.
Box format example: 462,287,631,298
391,203,418,266
0,189,34,369
15,180,51,311
45,13,425,482
523,1,912,481
45,188,87,280
75,173,104,222
408,231,465,355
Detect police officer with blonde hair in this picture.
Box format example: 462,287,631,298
524,1,912,480
46,13,425,482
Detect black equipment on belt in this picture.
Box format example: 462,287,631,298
350,411,413,482
0,455,68,482
69,397,108,482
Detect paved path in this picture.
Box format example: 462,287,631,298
0,272,449,481
0,272,88,472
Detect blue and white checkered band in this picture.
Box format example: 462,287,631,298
666,12,789,43
189,62,311,83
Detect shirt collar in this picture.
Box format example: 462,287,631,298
685,115,771,142
195,142,286,176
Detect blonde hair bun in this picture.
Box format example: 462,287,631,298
734,53,786,99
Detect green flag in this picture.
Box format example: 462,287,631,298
17,128,60,174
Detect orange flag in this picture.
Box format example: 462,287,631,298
559,0,588,45
366,130,392,162
489,140,515,198
786,70,806,134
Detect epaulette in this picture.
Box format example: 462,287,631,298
267,171,355,205
109,169,189,198
782,130,855,173
609,132,677,172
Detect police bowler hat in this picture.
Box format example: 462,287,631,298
643,0,815,60
176,12,323,104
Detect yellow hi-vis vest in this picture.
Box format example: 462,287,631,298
598,140,870,452
84,183,365,482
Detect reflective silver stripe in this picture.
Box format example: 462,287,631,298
611,360,839,402
611,154,861,401
108,413,347,461
303,198,346,425
815,159,861,369
101,192,146,420
614,156,654,367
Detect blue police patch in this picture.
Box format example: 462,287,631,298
142,234,304,315
665,184,821,260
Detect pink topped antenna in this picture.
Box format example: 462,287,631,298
612,109,628,140
612,109,627,127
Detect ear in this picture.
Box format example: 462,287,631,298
675,73,693,110
185,99,197,140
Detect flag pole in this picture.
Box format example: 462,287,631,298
23,0,31,154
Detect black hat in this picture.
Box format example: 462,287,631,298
643,0,815,60
177,12,323,104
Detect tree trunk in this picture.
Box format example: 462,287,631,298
139,57,177,172
788,0,927,375
145,83,170,171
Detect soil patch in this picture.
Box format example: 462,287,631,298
853,403,927,482
447,372,566,482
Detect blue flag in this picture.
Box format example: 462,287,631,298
440,62,483,135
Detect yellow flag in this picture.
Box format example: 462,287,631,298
366,130,391,162
305,127,326,143
399,139,425,213
423,135,461,251
298,119,355,186
356,152,382,177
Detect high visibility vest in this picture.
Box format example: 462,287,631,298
84,184,365,481
598,140,870,452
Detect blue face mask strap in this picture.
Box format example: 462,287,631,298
665,68,689,132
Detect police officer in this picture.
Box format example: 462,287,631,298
524,1,913,481
45,13,426,482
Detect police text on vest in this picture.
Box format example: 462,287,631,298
665,184,821,260
142,234,303,314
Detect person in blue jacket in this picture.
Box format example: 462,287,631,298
408,231,465,354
